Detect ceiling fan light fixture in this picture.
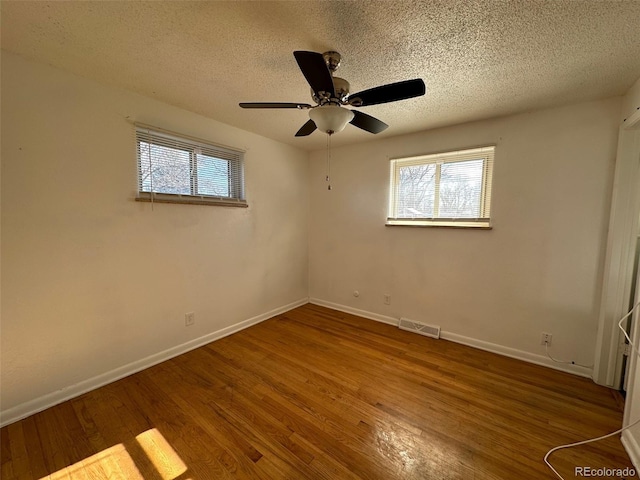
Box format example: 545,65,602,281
309,105,354,135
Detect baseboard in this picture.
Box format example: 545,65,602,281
309,298,592,379
440,330,592,378
622,430,640,472
309,298,398,326
0,297,309,427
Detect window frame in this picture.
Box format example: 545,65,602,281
387,145,495,228
135,124,247,208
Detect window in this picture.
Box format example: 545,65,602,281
135,125,246,207
387,146,494,228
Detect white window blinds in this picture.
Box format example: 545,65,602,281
135,125,246,207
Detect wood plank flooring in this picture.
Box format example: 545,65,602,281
1,304,635,479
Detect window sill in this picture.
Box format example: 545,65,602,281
385,219,492,229
136,192,248,208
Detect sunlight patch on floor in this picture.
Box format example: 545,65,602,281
39,428,187,480
41,443,142,479
136,428,187,479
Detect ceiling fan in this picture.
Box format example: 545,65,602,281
239,51,426,137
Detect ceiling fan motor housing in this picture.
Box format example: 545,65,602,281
322,51,342,72
312,76,350,104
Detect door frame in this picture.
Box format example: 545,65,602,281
593,109,640,388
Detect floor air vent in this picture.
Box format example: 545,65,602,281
398,318,441,339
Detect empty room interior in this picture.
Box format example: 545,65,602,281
3,1,640,479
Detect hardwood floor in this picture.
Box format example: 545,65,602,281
1,304,635,479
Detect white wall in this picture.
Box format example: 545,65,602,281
309,98,621,370
0,52,309,422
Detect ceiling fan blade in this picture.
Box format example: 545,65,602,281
239,102,312,109
295,119,317,137
349,79,426,107
349,110,388,134
293,51,335,97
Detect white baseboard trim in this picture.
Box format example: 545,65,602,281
309,298,398,326
622,430,640,473
440,330,593,378
0,297,309,428
309,298,592,379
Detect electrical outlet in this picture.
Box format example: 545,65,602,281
541,332,552,346
384,294,391,305
185,312,195,326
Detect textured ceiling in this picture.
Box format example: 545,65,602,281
2,1,640,151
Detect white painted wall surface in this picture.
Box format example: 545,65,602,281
0,52,309,420
309,98,621,367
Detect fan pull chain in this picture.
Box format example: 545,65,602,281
326,133,332,190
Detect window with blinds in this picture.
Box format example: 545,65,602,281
387,146,494,228
135,125,247,207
